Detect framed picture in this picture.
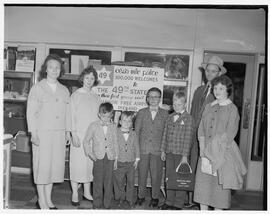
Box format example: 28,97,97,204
123,48,192,80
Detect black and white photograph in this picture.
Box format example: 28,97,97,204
2,2,268,212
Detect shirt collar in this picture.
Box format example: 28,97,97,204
211,99,232,106
149,107,159,112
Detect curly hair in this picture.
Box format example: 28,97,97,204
38,54,65,81
211,75,234,97
78,65,99,86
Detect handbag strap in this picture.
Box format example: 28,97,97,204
175,162,192,174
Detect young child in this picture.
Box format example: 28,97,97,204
135,87,169,207
113,111,140,208
83,102,118,209
160,91,194,210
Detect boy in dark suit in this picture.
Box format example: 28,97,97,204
135,87,169,207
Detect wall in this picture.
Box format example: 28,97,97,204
4,6,266,97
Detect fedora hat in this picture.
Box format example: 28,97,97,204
201,56,227,75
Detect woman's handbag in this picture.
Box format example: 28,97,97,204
166,162,195,191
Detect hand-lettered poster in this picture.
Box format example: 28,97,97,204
92,65,164,111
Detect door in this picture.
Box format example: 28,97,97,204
204,52,264,191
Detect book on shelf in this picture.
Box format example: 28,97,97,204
4,46,8,70
7,46,17,70
15,46,36,72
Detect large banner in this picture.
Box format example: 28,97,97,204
93,65,164,111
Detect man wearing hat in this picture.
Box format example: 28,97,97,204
186,55,227,208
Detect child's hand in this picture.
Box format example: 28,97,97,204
133,159,139,170
113,160,118,170
180,155,188,164
72,133,81,147
161,152,166,161
31,132,40,146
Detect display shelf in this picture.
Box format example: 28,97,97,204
4,99,27,103
4,70,34,79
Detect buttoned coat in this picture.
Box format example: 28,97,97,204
116,129,140,162
83,121,118,160
26,79,71,184
135,107,169,155
27,79,71,132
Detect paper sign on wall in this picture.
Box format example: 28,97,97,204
92,65,164,111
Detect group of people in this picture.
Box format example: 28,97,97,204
26,54,246,210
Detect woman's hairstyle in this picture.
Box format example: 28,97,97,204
99,102,114,114
173,91,187,102
38,54,65,81
211,75,234,96
78,65,99,86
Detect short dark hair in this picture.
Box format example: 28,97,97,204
211,75,234,96
173,91,187,102
38,54,65,81
146,87,162,97
99,102,114,114
120,111,134,120
78,65,99,86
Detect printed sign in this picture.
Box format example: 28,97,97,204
92,65,164,111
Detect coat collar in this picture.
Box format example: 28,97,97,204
211,99,232,106
39,79,66,97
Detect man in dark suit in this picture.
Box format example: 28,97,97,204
187,56,227,207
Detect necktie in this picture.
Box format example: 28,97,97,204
200,85,210,106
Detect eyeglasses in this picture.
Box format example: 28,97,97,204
148,96,161,99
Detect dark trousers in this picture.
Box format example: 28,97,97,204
189,139,199,191
113,161,135,203
138,153,163,199
93,154,114,209
165,153,186,208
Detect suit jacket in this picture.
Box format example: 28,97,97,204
161,111,194,156
190,85,216,130
116,129,140,162
83,120,118,160
27,79,71,133
135,107,169,155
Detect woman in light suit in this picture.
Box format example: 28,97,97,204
27,54,71,209
70,66,101,206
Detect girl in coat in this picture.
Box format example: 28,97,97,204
27,54,71,209
194,75,246,210
70,66,101,206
